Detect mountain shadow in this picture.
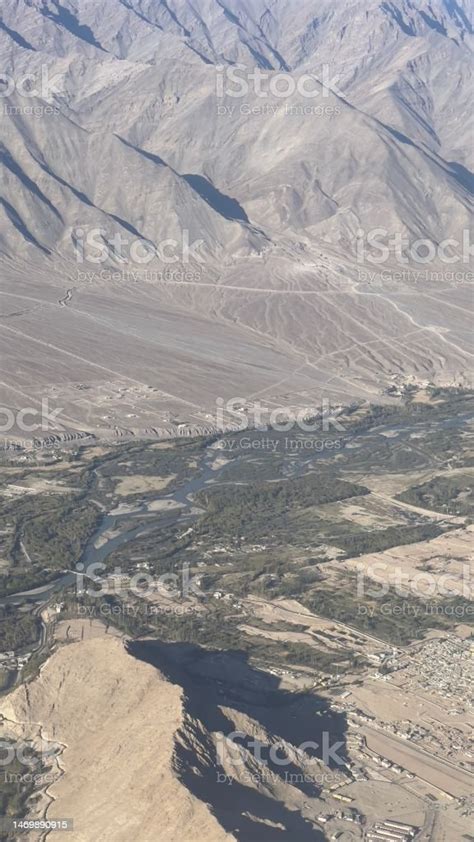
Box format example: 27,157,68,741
40,1,106,52
128,639,348,841
183,174,249,222
0,19,36,50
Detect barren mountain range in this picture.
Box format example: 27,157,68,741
0,0,472,438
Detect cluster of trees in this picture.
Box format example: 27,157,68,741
201,473,368,514
0,607,39,651
197,472,368,542
21,500,101,569
334,523,444,557
398,474,473,517
305,586,471,645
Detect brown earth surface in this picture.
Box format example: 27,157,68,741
0,624,235,842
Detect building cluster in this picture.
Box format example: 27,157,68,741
367,754,406,775
366,819,417,842
396,637,473,705
317,806,363,834
0,650,31,670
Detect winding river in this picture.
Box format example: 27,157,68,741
1,409,470,608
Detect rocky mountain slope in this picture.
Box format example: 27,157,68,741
0,622,346,840
0,1,472,437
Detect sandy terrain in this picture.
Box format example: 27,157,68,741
325,779,426,830
360,467,474,497
354,680,460,723
245,597,388,655
54,618,124,642
338,525,474,599
114,474,176,496
80,447,114,460
321,495,408,528
0,626,234,842
92,526,123,549
150,443,178,450
238,623,322,648
0,1,472,442
368,491,466,524
1,478,74,497
145,498,184,512
361,728,472,798
109,498,184,515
